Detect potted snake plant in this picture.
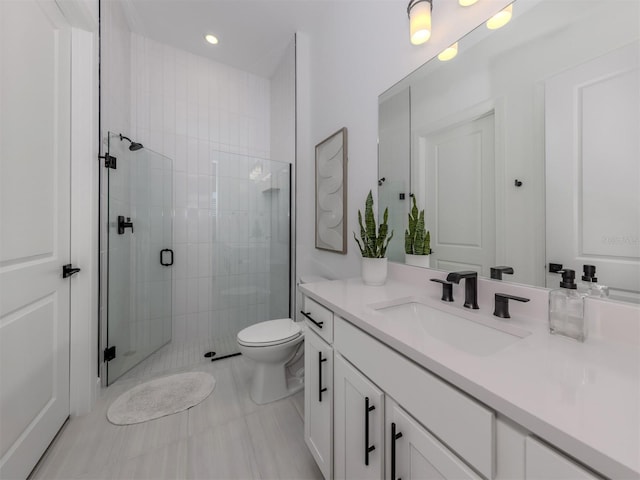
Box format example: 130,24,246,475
404,196,432,268
353,190,394,285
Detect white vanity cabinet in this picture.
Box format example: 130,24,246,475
334,353,384,479
334,316,495,479
525,437,601,480
302,296,334,480
386,399,481,480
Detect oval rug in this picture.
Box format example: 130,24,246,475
107,372,215,425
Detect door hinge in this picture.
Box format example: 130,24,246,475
104,346,116,362
100,154,117,169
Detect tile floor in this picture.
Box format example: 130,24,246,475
117,335,240,383
31,354,321,480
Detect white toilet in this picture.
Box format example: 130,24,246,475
237,275,327,404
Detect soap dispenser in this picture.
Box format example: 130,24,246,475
549,269,587,342
580,264,609,298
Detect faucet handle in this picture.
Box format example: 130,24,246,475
493,293,530,319
490,266,514,280
430,278,454,302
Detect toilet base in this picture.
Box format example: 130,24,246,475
249,361,304,405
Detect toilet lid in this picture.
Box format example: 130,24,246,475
237,318,302,347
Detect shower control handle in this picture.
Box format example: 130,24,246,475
117,215,134,235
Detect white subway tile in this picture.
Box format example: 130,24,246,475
187,174,198,208
198,243,210,278
198,209,210,244
198,277,210,313
187,207,199,243
187,242,199,278
173,207,188,244
186,278,198,315
174,172,187,208
187,138,198,175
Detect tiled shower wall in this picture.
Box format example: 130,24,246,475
129,34,279,346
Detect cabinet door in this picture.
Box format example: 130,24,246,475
386,400,481,480
334,354,384,480
304,329,333,479
525,437,600,480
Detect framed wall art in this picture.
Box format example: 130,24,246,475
315,127,348,254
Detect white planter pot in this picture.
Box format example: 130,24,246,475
405,253,430,268
361,258,388,286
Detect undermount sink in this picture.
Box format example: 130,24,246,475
369,297,531,356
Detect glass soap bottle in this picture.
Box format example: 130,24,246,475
580,264,609,298
549,269,587,342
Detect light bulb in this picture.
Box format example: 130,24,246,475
409,1,432,45
486,4,513,30
204,34,219,45
438,42,458,61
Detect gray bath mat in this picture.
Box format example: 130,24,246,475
107,372,215,425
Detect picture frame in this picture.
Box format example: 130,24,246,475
315,127,348,254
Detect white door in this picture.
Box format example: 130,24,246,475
416,113,496,275
385,400,480,480
545,42,640,300
0,1,72,478
334,354,384,480
304,330,333,480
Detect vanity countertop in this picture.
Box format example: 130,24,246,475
299,276,640,479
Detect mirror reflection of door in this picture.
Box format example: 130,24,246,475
415,112,496,275
545,42,640,301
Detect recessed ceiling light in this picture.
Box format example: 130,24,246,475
458,0,478,6
204,34,219,45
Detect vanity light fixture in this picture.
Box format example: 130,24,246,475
204,34,219,45
486,4,513,30
407,0,433,46
458,0,479,6
438,42,458,61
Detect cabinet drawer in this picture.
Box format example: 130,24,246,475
335,317,495,479
302,296,333,343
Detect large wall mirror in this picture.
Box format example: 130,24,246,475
379,0,639,303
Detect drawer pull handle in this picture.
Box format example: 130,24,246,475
365,396,376,466
318,352,328,402
391,422,403,480
301,310,324,329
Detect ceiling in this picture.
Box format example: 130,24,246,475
123,0,337,78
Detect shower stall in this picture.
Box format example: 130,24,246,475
104,132,291,385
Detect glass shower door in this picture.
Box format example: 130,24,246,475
106,132,173,384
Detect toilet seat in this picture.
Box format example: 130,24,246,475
237,318,302,347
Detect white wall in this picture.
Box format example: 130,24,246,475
270,38,296,318
296,1,513,282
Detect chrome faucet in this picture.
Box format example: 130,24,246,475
446,271,479,309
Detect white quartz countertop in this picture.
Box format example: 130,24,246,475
299,277,640,479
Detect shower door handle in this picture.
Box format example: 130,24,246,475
160,248,174,266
